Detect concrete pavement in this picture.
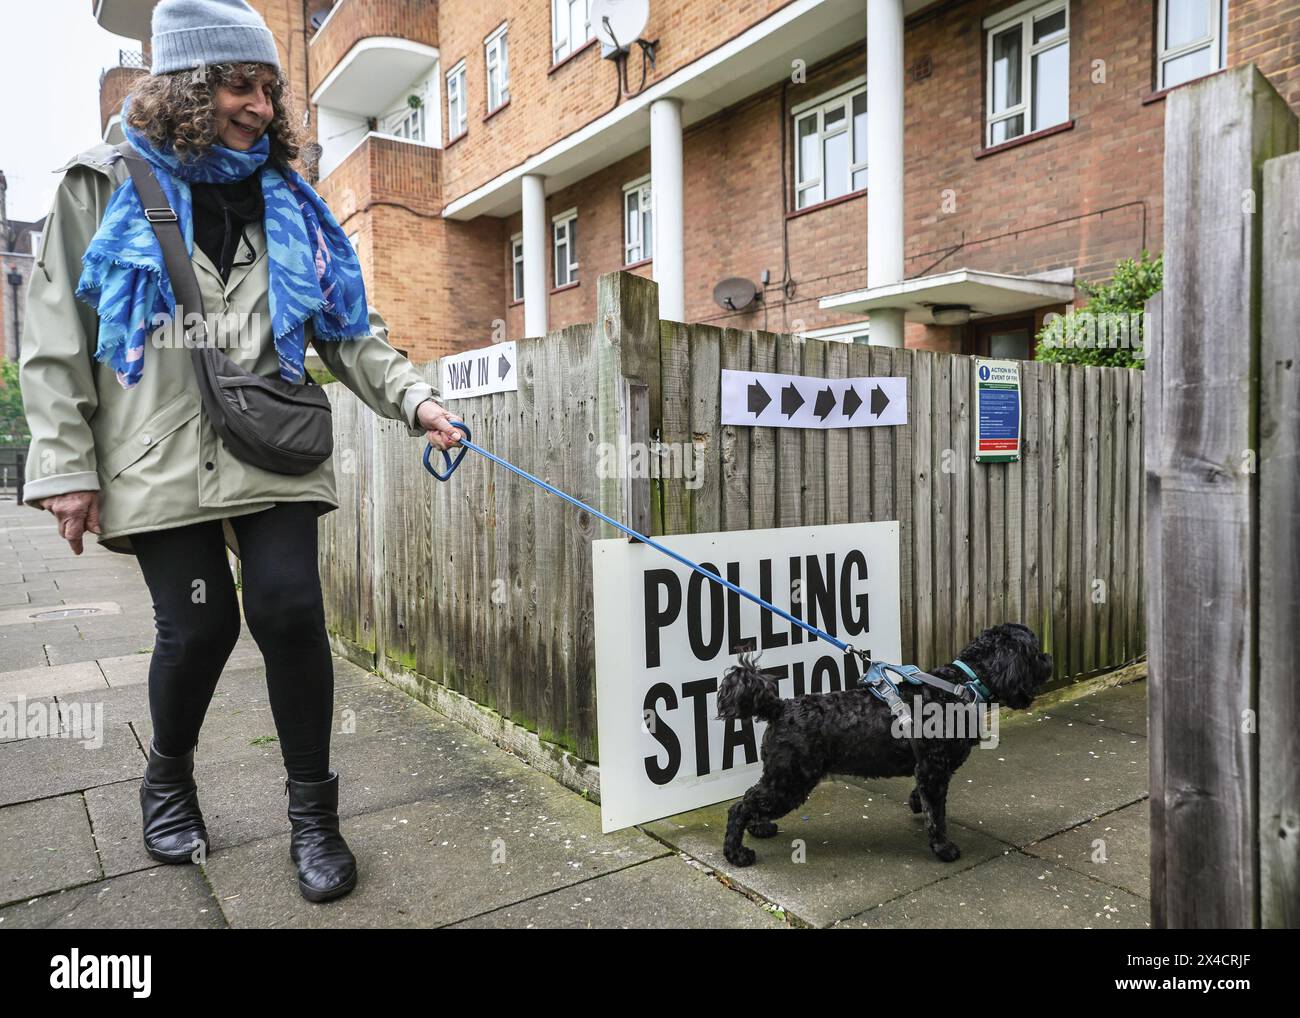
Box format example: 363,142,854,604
0,498,1149,928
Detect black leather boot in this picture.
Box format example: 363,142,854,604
285,770,357,903
139,739,209,864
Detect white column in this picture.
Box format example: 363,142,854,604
650,97,685,323
522,173,548,337
867,0,906,348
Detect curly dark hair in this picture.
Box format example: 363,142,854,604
123,62,303,167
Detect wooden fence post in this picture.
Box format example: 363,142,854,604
595,271,661,542
1150,64,1298,928
1260,151,1300,928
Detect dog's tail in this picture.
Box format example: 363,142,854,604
717,651,784,722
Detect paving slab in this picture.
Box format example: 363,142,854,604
0,794,102,907
205,787,669,928
1040,681,1148,737
857,710,1148,847
96,652,153,688
1024,798,1150,899
451,855,786,929
0,865,225,929
0,720,144,806
646,780,1009,928
0,660,106,700
46,636,158,666
1,695,61,744
839,851,1150,928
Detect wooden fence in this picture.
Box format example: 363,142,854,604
320,270,1146,767
1146,65,1300,929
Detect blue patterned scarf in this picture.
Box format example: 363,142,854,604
76,96,369,388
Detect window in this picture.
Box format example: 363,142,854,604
390,104,424,142
792,81,868,210
623,176,652,264
552,0,593,63
446,60,467,140
803,322,871,344
985,0,1069,147
511,234,524,301
552,209,578,287
486,23,509,112
1158,0,1228,89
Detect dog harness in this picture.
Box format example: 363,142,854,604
859,659,992,727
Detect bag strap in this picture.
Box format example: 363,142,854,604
113,141,228,430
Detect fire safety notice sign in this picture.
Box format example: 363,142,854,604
974,359,1021,463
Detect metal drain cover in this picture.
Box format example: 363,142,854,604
29,607,104,621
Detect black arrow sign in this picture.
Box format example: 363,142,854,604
842,385,863,418
870,385,891,417
498,353,511,380
747,380,771,416
781,383,805,418
814,386,836,420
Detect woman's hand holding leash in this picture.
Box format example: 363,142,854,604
416,398,464,451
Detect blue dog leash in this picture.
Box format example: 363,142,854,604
422,424,988,711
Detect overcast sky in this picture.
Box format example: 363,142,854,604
0,1,139,223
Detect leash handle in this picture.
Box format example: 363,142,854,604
422,421,471,481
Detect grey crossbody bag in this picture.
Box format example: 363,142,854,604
115,141,334,476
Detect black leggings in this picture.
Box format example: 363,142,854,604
131,501,334,782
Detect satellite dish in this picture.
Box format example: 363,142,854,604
713,277,760,312
591,0,650,56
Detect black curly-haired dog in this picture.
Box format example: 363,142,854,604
716,622,1051,867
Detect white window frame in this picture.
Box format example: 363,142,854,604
791,78,868,211
486,23,510,113
984,0,1070,147
1157,0,1227,90
552,0,593,64
552,208,578,288
803,321,871,344
446,60,467,140
622,175,653,265
511,233,524,302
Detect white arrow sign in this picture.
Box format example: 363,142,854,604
721,369,907,429
439,341,518,400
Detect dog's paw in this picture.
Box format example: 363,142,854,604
747,820,778,839
724,845,757,867
908,789,923,814
931,840,961,863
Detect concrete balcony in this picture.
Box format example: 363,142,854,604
308,0,438,94
314,133,440,220
99,50,148,142
93,0,158,42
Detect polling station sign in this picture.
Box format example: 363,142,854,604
975,358,1021,463
592,522,901,832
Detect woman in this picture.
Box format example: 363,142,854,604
18,0,462,903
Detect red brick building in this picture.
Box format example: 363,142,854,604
94,0,1300,363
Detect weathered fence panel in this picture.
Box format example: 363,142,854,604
1147,65,1299,929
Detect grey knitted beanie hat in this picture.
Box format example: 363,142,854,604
150,0,280,75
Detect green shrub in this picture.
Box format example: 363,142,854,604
0,357,30,444
1035,251,1162,369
